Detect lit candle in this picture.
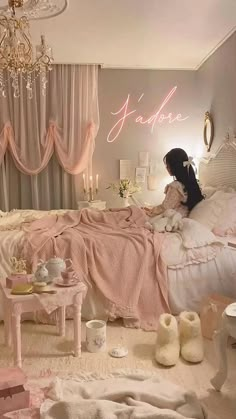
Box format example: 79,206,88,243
96,174,99,192
89,175,93,189
83,173,86,193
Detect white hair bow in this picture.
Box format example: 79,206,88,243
183,156,195,172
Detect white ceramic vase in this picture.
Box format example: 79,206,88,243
120,197,129,207
86,320,106,353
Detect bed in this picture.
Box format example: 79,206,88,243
0,139,236,328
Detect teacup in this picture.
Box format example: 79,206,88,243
61,270,75,284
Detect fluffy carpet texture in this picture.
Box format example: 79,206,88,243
40,372,206,419
0,320,235,419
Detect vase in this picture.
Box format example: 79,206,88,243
123,197,130,207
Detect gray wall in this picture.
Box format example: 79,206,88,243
197,31,236,152
94,69,201,207
93,31,236,207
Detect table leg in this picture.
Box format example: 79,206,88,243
211,324,229,391
11,303,22,368
58,306,66,337
74,296,82,357
3,298,12,347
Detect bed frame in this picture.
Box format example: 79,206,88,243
199,134,236,188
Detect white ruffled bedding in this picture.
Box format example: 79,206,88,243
0,208,72,231
0,209,235,321
161,218,223,269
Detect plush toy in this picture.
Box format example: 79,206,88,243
147,209,183,233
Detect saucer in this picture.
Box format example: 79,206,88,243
55,278,78,287
109,346,128,358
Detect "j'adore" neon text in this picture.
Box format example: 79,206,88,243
107,86,189,143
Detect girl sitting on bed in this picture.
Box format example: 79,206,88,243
145,148,204,217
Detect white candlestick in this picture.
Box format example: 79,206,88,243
96,174,99,191
83,173,86,192
89,175,93,189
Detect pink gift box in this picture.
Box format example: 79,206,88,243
0,367,30,416
6,274,33,289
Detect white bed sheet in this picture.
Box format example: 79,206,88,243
0,229,236,321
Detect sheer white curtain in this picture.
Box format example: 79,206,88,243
0,65,99,211
0,153,80,210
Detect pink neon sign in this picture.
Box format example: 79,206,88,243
107,86,189,143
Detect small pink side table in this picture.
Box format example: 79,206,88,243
0,281,87,368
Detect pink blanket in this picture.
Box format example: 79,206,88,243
22,206,169,330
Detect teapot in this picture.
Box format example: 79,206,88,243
34,261,49,283
45,256,72,279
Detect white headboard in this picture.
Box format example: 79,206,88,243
199,135,236,188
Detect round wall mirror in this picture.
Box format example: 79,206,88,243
203,111,214,152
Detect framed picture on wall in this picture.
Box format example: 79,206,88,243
149,159,159,175
135,167,146,183
120,159,132,179
139,151,149,167
147,175,159,190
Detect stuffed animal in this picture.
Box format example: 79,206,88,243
147,209,183,233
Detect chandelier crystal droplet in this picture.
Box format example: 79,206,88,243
0,0,53,99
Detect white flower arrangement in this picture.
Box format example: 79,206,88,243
107,178,141,198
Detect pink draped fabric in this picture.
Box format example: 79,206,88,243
0,65,99,176
0,120,96,175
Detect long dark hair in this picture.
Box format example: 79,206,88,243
164,148,204,211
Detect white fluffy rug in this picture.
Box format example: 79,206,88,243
40,371,207,419
3,370,210,419
3,370,221,419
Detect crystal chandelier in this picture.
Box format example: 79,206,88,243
0,0,53,98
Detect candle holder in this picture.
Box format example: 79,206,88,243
89,187,94,202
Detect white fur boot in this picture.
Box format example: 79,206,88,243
155,314,180,366
179,312,204,363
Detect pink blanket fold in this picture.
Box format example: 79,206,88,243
22,206,170,330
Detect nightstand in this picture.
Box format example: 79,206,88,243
77,200,106,210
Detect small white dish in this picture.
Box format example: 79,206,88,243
225,303,236,317
109,346,128,358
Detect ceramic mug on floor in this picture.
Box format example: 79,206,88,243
86,320,106,353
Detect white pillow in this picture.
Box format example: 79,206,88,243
189,199,226,230
189,191,234,230
208,190,236,201
161,218,223,268
202,186,236,198
212,196,236,236
180,218,221,248
202,186,217,199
